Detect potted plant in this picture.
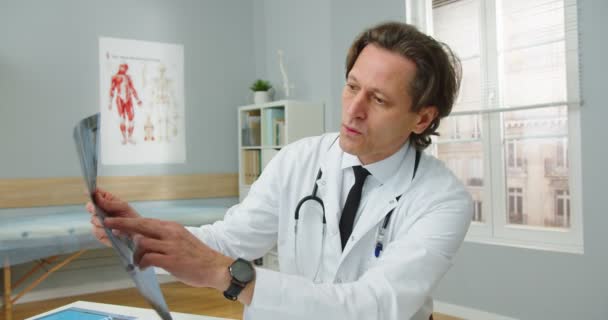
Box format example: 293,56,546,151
250,79,273,104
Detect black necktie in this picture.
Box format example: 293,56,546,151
339,165,370,250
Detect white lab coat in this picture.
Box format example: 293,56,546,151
189,133,473,320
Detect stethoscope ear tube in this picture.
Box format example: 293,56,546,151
294,167,325,221
294,195,325,222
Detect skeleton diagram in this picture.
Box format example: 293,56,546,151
108,63,142,145
147,64,178,142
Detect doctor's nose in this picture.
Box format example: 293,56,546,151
345,91,368,119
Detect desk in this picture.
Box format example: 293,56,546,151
25,301,234,320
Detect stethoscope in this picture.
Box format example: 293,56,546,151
293,145,421,281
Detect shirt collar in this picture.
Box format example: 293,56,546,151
341,140,410,185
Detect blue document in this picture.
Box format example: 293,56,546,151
33,307,136,320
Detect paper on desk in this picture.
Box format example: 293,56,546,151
73,113,173,320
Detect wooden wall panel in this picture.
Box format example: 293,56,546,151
0,174,238,209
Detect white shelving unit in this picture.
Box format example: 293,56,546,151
238,100,324,201
237,100,324,270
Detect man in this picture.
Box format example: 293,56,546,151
109,63,143,145
88,22,471,319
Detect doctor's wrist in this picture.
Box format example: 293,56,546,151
211,255,234,292
211,256,255,305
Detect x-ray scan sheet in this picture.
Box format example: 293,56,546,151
73,113,173,320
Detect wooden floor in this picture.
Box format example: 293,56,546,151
2,282,461,320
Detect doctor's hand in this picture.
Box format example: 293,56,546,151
103,217,234,291
86,188,141,247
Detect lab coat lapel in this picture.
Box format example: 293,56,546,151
316,140,343,240
314,137,345,281
340,144,418,259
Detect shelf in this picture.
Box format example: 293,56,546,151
238,100,325,202
238,99,290,109
240,146,282,150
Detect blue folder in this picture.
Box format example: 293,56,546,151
33,307,136,320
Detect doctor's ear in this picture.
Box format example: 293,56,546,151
412,106,439,134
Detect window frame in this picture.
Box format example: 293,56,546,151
409,0,584,253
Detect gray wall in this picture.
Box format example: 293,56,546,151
253,0,405,132
0,0,255,179
433,0,608,319
253,0,332,128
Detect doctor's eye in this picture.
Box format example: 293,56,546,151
373,96,386,105
346,83,359,92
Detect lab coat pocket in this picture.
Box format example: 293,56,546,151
277,223,295,273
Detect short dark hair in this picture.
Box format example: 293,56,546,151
345,21,462,150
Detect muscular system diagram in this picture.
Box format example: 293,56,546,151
108,63,143,145
100,37,186,165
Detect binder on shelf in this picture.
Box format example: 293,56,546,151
241,112,261,147
263,108,284,146
242,149,262,185
274,119,285,146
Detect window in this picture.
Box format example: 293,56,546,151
473,199,483,222
506,140,524,170
507,187,524,224
554,189,571,227
449,117,462,139
556,138,568,169
409,0,583,252
472,115,482,139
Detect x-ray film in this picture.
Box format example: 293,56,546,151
73,113,173,320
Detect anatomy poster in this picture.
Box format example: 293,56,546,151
99,37,185,165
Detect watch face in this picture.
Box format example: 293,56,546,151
230,259,255,283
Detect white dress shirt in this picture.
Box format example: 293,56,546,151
340,141,410,226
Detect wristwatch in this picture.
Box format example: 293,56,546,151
223,258,255,301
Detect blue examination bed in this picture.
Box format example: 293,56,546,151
1,203,227,319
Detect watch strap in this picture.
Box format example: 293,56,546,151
223,281,245,301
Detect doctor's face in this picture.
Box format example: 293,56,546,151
340,44,434,165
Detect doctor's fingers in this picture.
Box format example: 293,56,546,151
86,202,96,215
91,225,111,247
104,217,166,239
90,215,103,227
137,252,172,270
133,237,170,267
94,190,134,213
90,215,126,238
94,187,115,201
